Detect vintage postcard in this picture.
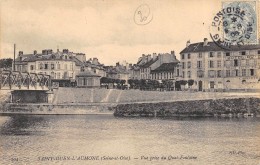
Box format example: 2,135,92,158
0,0,260,164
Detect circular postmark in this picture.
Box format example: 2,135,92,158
134,4,153,25
210,1,257,50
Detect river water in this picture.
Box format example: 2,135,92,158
0,114,259,165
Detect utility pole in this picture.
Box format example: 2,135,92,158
13,44,16,71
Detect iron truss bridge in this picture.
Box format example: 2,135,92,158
0,70,51,90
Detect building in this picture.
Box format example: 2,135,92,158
151,62,182,81
180,38,260,91
137,51,178,80
76,71,101,88
105,62,129,81
14,49,104,87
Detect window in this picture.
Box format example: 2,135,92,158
39,63,43,70
187,71,191,78
210,81,215,89
198,53,202,58
182,62,185,69
183,71,185,78
197,61,202,68
208,70,215,78
209,61,214,68
217,60,221,67
225,60,231,67
226,52,230,56
217,52,222,58
57,72,60,79
188,54,191,59
234,70,239,76
177,69,179,76
217,70,222,77
209,52,214,57
250,69,255,76
249,59,255,66
64,64,67,70
51,72,55,78
226,70,231,77
242,69,246,76
181,54,185,59
234,59,238,66
187,61,191,68
30,65,34,70
197,70,204,78
44,64,48,69
241,60,246,66
57,64,60,69
239,51,246,55
51,64,55,70
258,50,260,54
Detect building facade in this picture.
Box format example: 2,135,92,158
15,49,104,87
180,38,260,91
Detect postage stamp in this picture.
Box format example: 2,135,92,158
210,0,258,49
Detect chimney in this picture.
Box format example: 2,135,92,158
42,50,47,55
63,49,69,54
186,40,190,47
33,50,37,55
18,51,23,56
171,50,175,55
47,49,53,54
147,54,151,61
116,62,120,67
203,38,208,46
153,53,157,60
92,58,99,65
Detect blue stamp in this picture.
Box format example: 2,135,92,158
210,1,258,49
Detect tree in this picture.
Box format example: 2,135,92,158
188,79,194,87
0,58,13,69
175,81,181,91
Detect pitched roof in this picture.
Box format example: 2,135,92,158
14,51,85,66
139,57,158,68
180,42,260,54
151,62,179,73
76,71,101,77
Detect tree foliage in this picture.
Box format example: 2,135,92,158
0,58,13,69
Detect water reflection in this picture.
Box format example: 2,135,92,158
0,115,48,136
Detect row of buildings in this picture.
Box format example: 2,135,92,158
14,38,260,91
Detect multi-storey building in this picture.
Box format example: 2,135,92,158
136,51,178,80
180,38,260,91
151,62,182,81
15,49,105,87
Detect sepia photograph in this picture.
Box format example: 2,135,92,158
0,0,260,164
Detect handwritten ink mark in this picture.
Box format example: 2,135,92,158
134,4,153,25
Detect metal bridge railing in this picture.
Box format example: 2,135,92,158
0,70,51,90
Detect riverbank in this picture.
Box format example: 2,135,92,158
0,103,115,115
1,88,260,115
113,97,260,117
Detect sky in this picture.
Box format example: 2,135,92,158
0,0,230,65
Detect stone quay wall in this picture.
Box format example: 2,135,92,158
113,98,260,117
